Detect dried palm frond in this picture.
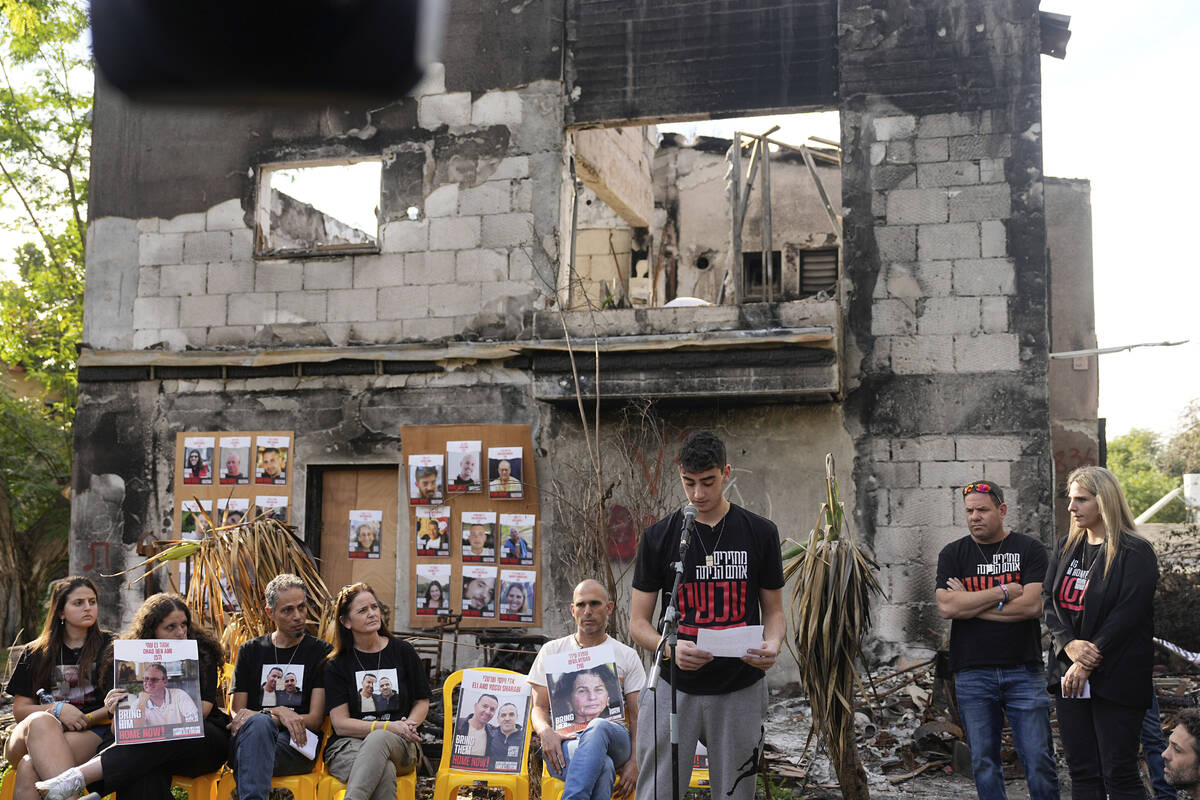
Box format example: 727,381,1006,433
785,453,882,800
106,504,332,659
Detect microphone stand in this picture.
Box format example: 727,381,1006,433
647,509,694,800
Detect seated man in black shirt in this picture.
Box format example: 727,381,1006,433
228,574,332,800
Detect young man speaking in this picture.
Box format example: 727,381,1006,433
630,430,785,800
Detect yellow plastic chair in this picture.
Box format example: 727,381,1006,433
1,767,15,800
216,718,332,800
172,773,219,800
432,669,532,800
316,770,417,800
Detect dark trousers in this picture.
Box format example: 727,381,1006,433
1056,694,1149,800
93,718,232,800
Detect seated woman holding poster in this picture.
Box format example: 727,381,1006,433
3,578,112,800
34,594,231,800
323,583,429,800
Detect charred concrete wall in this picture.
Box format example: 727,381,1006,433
1045,177,1099,531
652,135,842,304
838,0,1051,654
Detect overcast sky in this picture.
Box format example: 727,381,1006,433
2,2,1195,439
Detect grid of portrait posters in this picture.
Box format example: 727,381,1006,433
499,570,536,624
416,563,452,615
461,511,496,563
544,642,625,735
446,440,482,494
403,426,539,629
416,506,451,557
113,639,203,744
451,669,531,773
349,509,383,560
461,565,497,618
408,454,444,505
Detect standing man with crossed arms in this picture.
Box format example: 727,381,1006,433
630,430,785,800
936,481,1059,800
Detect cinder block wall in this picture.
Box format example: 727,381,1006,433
838,0,1052,655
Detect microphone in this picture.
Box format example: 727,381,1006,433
678,504,698,559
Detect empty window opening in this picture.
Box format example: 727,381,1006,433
563,110,841,309
256,160,382,257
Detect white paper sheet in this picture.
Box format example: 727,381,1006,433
1059,677,1091,699
288,728,320,759
694,625,765,658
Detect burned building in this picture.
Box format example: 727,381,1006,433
75,0,1071,672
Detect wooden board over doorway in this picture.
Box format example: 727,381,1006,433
318,467,401,612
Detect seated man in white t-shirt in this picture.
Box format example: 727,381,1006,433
528,580,646,800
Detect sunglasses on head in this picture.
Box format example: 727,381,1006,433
962,482,1004,503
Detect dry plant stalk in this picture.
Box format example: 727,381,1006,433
785,453,882,800
106,505,332,658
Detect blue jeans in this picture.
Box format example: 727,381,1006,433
955,666,1060,800
228,712,318,800
547,719,632,800
1142,695,1173,800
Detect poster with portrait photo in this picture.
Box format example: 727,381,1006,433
349,509,383,560
216,497,250,528
498,513,535,565
255,496,289,523
498,569,536,624
415,505,450,557
354,668,403,720
461,565,497,618
48,661,99,708
415,563,452,616
258,663,306,708
180,500,213,538
487,447,523,500
181,436,215,485
450,669,531,773
408,454,444,505
460,511,496,563
219,436,251,485
693,742,709,771
543,642,624,735
112,639,203,744
255,435,290,485
446,440,482,494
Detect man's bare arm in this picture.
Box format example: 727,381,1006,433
630,589,661,652
936,581,1022,619
975,582,1043,622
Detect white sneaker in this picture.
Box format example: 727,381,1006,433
34,767,84,800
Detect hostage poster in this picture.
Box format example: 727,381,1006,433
543,642,625,735
112,639,203,745
450,669,531,773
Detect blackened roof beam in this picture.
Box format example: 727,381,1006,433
1040,11,1072,59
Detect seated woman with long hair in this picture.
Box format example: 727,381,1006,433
34,594,232,800
323,582,429,800
3,578,112,800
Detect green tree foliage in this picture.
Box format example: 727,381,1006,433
0,0,90,645
1161,399,1200,479
1108,428,1185,524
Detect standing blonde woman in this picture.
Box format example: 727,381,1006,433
1043,465,1158,800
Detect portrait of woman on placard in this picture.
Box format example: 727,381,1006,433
183,449,210,484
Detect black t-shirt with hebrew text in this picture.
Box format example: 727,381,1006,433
633,503,785,695
936,531,1048,673
232,633,331,714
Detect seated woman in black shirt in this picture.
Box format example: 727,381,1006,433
3,577,112,800
323,582,430,800
35,594,232,800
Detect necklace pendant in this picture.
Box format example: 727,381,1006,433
705,555,714,567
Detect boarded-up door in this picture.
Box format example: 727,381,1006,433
318,468,400,612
